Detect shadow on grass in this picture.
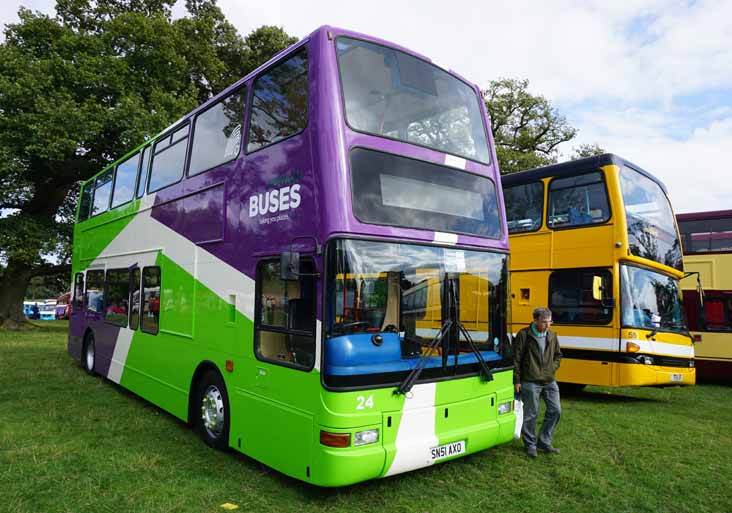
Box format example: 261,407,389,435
565,390,663,404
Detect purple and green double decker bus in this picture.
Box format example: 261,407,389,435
69,26,513,486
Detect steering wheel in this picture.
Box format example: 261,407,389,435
333,321,370,334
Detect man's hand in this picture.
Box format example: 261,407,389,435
515,383,521,393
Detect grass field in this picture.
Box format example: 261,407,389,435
1,321,730,513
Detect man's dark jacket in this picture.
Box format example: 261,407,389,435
513,326,562,385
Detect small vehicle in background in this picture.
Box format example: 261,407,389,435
39,301,57,321
56,292,71,320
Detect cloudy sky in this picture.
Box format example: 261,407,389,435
2,0,730,213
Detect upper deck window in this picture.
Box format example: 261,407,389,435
136,146,151,198
111,152,140,208
149,125,190,193
247,49,308,153
78,184,93,221
190,85,247,176
620,166,682,270
678,217,732,253
91,169,114,217
547,172,610,228
336,37,490,164
504,182,543,233
350,148,500,238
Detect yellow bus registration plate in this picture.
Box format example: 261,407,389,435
670,374,683,382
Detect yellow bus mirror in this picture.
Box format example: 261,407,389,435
592,276,602,300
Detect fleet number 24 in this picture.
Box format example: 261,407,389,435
356,395,374,410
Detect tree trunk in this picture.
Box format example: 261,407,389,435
0,259,33,329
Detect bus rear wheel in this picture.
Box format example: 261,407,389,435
195,370,230,451
82,333,96,375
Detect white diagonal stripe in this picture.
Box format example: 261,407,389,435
385,382,438,476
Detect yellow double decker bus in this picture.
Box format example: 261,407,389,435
678,210,732,381
502,154,695,388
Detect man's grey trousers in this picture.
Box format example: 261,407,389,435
520,380,561,449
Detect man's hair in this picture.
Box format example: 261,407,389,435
533,307,552,320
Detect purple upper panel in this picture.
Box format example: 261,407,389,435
148,26,508,286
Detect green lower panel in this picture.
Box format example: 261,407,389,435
310,425,386,487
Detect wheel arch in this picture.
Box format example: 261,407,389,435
187,361,225,425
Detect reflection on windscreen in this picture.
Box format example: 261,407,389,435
620,166,682,270
621,265,686,332
336,37,490,163
325,239,509,388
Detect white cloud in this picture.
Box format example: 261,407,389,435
565,109,732,213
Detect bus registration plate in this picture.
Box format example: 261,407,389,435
430,440,465,461
670,374,683,382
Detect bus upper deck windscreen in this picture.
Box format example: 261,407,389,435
620,166,682,271
335,37,490,164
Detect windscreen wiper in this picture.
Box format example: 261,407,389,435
456,322,494,382
395,320,452,395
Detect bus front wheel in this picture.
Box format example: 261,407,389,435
82,333,96,375
195,370,231,451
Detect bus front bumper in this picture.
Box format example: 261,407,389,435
617,362,696,386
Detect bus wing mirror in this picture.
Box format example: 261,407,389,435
280,251,300,281
592,276,603,301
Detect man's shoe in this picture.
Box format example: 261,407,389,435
526,446,537,458
538,446,560,454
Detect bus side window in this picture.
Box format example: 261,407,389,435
78,185,93,221
549,269,612,325
547,172,610,228
255,259,315,369
91,170,114,217
129,268,141,330
148,125,190,193
105,268,131,327
136,146,151,198
111,152,140,208
247,48,309,153
141,267,161,335
73,273,85,310
189,85,247,177
505,182,544,233
85,270,105,313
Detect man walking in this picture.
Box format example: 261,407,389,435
513,307,562,458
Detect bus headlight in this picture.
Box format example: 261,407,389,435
641,356,654,365
498,401,512,414
354,429,379,446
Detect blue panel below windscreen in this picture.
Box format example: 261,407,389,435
324,333,502,376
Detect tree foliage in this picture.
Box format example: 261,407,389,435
569,142,605,160
0,0,296,327
484,78,577,174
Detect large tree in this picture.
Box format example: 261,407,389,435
0,0,296,328
484,78,577,174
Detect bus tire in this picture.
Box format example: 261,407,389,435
82,333,96,375
195,370,231,451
